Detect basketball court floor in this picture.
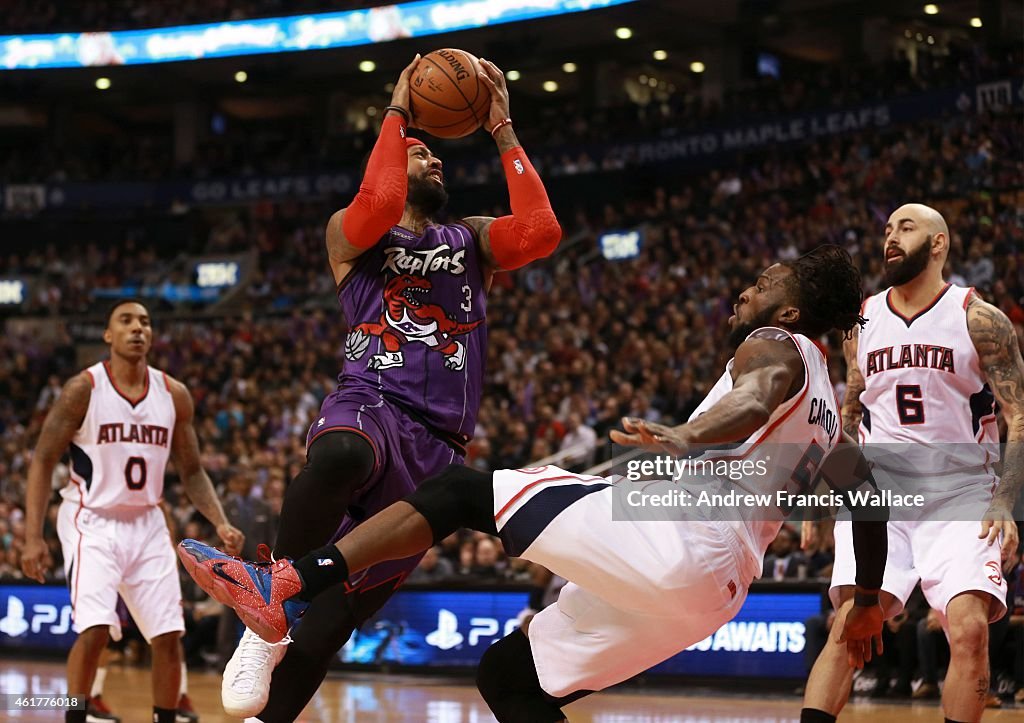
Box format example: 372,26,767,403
4,661,1021,721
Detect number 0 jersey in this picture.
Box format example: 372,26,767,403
60,361,177,509
857,284,998,499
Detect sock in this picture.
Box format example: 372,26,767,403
800,710,836,723
153,706,176,723
291,544,348,602
90,667,107,697
66,710,87,723
179,662,187,696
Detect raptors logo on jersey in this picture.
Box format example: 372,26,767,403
60,361,177,509
336,223,488,442
344,274,483,371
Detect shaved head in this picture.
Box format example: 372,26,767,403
889,203,949,239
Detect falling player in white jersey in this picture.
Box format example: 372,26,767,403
802,204,1023,723
178,246,889,722
20,299,245,723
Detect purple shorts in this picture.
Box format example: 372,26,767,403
306,386,465,592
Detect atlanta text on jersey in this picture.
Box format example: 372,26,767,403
864,344,955,377
96,422,170,447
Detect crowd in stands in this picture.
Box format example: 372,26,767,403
1,38,1020,185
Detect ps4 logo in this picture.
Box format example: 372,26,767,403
425,609,518,651
0,596,74,637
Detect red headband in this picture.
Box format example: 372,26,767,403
406,137,426,149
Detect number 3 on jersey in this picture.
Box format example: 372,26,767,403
125,456,147,490
896,384,924,425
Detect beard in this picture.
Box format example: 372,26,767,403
728,303,782,348
407,174,448,217
883,237,932,287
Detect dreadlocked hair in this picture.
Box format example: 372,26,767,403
782,244,866,339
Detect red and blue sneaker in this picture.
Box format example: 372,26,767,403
177,539,308,644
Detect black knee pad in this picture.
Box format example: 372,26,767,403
404,464,497,543
476,631,567,723
306,430,376,483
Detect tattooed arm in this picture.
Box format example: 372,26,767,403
841,326,865,438
168,376,245,556
21,373,92,582
967,295,1024,563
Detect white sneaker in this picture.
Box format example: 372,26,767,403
222,628,289,718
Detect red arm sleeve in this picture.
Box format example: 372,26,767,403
341,114,409,249
487,147,562,270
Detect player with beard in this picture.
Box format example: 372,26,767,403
802,203,1023,723
180,245,891,722
218,55,561,721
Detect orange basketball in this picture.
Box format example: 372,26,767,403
409,49,491,139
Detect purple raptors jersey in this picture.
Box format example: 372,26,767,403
337,222,487,441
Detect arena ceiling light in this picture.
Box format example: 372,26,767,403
652,50,668,61
970,17,983,27
542,80,558,92
95,77,111,90
359,60,376,72
562,62,577,73
234,70,247,83
689,61,705,73
506,70,521,81
615,27,633,40
923,4,939,14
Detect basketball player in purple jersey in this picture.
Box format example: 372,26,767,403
219,55,561,721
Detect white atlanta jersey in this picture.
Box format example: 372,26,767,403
60,361,177,509
857,284,998,500
687,327,841,573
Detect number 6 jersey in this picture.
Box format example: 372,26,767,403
857,284,999,500
60,361,176,509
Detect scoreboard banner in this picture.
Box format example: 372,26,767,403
0,0,634,70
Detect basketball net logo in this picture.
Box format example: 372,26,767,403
513,159,524,175
399,126,406,138
985,560,1002,586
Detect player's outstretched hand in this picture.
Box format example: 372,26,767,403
20,537,49,583
476,58,511,131
217,523,245,557
388,54,421,123
836,601,883,670
610,417,691,456
979,500,1019,570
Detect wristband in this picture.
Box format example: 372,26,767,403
853,590,879,607
384,105,411,124
490,118,513,137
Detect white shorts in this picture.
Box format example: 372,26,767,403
830,519,1007,624
493,466,749,698
58,502,184,642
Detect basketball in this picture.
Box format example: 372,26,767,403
409,48,491,139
